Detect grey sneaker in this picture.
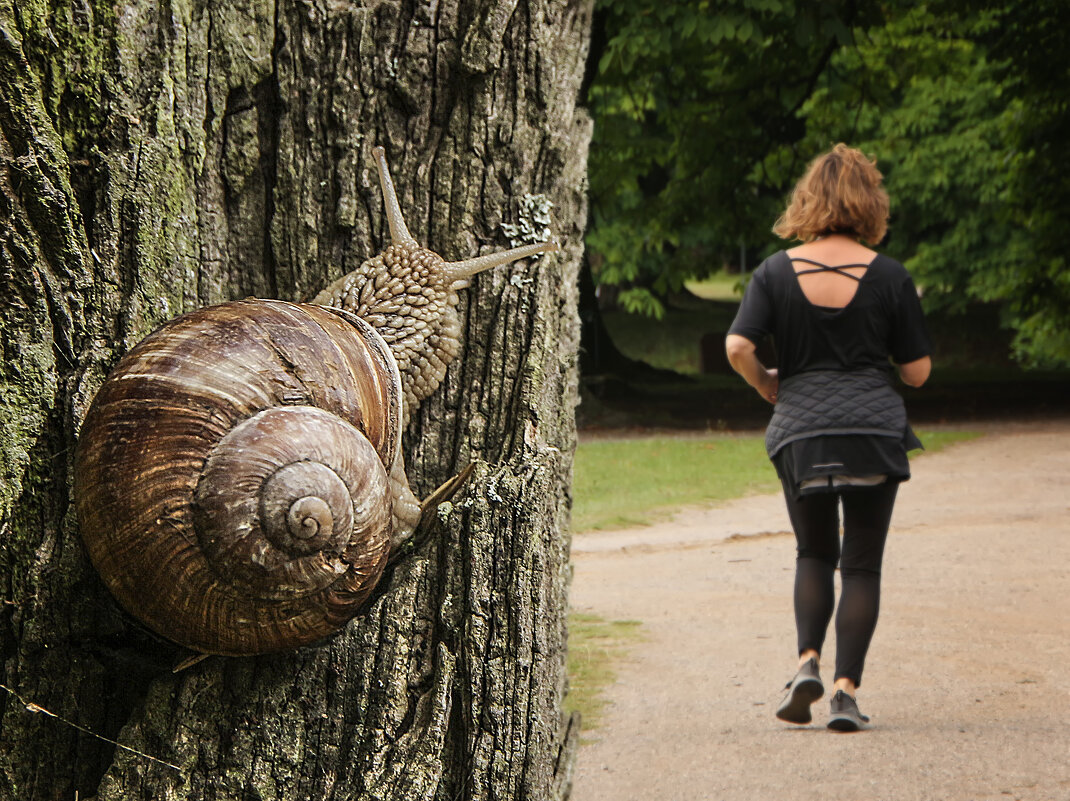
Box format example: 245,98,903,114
827,689,871,732
775,657,824,724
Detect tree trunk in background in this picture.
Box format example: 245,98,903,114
0,0,591,798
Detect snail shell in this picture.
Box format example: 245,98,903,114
74,300,401,655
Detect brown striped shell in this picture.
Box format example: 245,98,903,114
74,300,401,655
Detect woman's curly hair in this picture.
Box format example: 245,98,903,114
773,144,889,245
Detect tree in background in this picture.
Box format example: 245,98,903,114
0,1,591,799
586,0,869,317
986,0,1070,364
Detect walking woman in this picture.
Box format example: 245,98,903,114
725,144,932,731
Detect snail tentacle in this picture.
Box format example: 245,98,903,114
372,145,416,246
445,240,559,284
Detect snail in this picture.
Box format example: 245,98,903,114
74,146,558,656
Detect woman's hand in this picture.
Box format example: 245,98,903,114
756,368,779,404
725,334,779,404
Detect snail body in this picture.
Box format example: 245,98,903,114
74,147,557,655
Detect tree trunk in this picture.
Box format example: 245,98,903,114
0,0,591,798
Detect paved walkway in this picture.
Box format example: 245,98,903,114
569,420,1070,801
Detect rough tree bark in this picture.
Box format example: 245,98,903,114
0,0,591,798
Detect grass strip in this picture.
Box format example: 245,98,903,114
565,613,644,738
684,271,746,301
572,429,980,533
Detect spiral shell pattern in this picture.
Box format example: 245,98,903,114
74,300,402,655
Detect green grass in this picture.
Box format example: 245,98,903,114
684,270,746,302
572,435,778,531
916,429,981,452
602,306,729,375
565,613,644,736
572,429,981,533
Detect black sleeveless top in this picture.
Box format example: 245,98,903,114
728,250,932,495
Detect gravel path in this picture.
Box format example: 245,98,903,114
569,420,1070,801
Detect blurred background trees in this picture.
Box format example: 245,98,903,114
585,0,1070,366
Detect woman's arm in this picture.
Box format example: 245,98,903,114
897,355,931,387
725,334,778,403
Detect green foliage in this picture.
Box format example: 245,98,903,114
790,11,1016,285
587,0,869,316
985,0,1070,365
588,1,1070,365
789,5,1069,366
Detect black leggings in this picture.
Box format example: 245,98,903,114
781,481,899,687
